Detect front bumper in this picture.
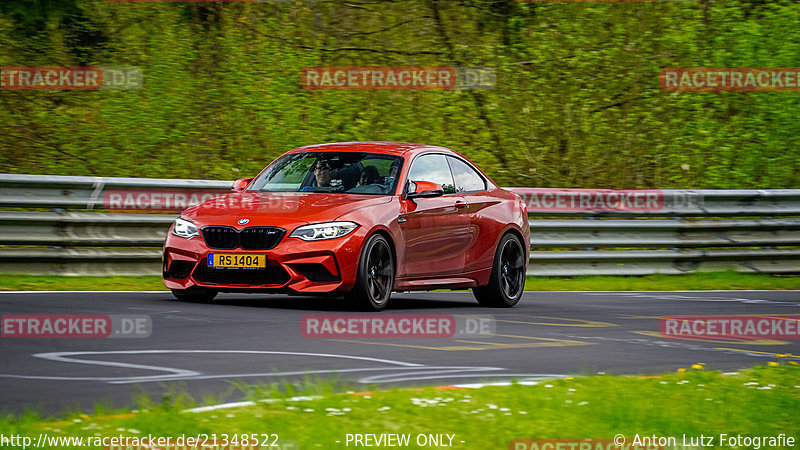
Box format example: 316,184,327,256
162,226,365,294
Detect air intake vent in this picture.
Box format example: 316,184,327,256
291,263,341,283
201,226,285,250
192,263,290,286
164,260,196,279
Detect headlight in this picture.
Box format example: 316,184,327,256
172,218,199,239
289,221,359,241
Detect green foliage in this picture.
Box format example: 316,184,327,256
1,0,799,187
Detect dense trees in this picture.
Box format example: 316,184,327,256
1,0,798,188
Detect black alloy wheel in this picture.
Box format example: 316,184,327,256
473,233,526,307
347,234,395,311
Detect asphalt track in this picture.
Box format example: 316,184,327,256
0,290,798,415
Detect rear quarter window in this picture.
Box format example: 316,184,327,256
447,156,486,193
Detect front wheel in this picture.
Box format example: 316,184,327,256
346,234,395,311
171,287,218,303
473,233,526,307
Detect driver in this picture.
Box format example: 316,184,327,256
301,159,333,191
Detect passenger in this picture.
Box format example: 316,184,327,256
359,165,379,186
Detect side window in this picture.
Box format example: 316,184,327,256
407,154,456,194
448,156,486,193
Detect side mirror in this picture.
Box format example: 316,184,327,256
406,180,444,199
231,177,254,192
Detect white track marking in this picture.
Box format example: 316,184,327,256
597,292,799,306
184,401,256,413
0,350,564,386
0,350,419,383
33,351,198,381
109,367,466,385
358,368,502,383
360,372,566,383
452,378,558,388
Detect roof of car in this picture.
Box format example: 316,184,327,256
289,141,452,156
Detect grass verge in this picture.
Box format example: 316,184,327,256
0,365,797,449
0,275,168,292
0,271,798,292
524,271,800,291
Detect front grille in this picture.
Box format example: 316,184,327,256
192,263,291,286
165,260,195,279
202,226,238,249
202,226,285,250
291,263,341,283
240,227,285,250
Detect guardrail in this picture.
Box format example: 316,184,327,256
0,174,230,209
1,174,798,276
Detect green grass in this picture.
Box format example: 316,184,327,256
0,271,798,292
0,366,798,449
0,275,168,291
524,271,800,291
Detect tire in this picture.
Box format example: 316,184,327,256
473,233,526,307
346,234,395,311
171,287,218,303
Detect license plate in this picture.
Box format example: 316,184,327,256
208,254,266,268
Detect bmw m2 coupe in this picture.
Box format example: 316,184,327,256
163,142,529,310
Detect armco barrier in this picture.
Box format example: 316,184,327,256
0,174,798,276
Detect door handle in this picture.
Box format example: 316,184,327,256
397,215,406,224
454,201,467,209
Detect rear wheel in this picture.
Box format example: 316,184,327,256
473,233,526,307
171,287,218,303
346,234,395,311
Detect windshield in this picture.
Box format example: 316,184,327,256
248,151,404,195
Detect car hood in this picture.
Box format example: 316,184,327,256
181,191,392,228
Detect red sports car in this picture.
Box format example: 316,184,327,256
163,142,529,310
